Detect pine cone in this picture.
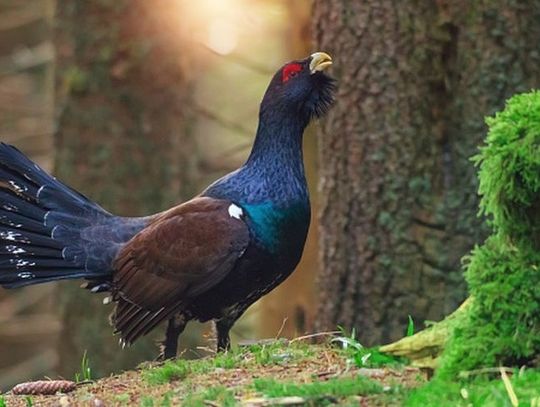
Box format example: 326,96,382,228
12,380,76,395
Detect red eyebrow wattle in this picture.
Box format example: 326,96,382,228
282,63,302,82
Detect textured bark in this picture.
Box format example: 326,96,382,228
54,0,196,377
314,0,540,344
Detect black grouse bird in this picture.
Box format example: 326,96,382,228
0,52,335,359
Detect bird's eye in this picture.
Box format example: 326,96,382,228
282,63,303,83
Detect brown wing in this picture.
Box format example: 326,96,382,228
111,197,249,344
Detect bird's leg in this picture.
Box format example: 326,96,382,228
158,314,186,360
215,318,234,352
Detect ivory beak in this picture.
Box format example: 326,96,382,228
310,52,333,74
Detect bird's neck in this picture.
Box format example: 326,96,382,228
202,108,310,207
242,110,309,202
246,109,307,175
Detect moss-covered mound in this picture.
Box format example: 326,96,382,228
439,235,540,377
474,91,540,249
438,90,540,378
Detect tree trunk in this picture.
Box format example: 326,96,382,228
54,0,197,378
314,0,540,345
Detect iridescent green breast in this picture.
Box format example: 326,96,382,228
242,201,310,255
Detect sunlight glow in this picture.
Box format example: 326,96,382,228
179,0,248,55
207,19,238,55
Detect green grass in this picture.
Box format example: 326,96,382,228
138,391,175,407
212,349,243,369
0,395,5,407
406,315,415,337
140,396,154,407
74,350,92,382
140,340,391,405
254,376,383,399
160,392,173,407
142,346,252,385
248,339,313,366
143,341,315,385
183,386,236,407
143,359,193,384
406,369,540,406
333,327,406,368
114,393,131,404
143,348,248,385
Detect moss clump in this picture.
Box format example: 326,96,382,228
253,376,383,399
473,91,540,249
439,236,540,376
406,369,540,406
438,91,540,378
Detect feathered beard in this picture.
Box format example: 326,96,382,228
303,73,337,120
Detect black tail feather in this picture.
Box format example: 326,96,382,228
1,270,100,288
0,144,104,212
0,243,62,258
0,257,75,270
45,211,92,229
0,190,47,221
0,208,52,234
0,225,65,249
0,165,41,199
0,143,117,288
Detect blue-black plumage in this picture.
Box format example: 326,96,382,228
0,52,336,358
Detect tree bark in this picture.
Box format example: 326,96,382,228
54,0,197,377
314,0,540,345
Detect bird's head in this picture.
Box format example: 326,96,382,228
260,52,336,124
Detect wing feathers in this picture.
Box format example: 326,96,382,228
111,197,249,344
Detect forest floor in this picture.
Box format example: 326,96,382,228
2,336,539,406
2,337,424,407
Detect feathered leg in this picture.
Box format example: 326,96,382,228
215,318,235,351
159,314,186,360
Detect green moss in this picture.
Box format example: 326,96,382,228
248,339,313,366
253,376,383,399
183,387,236,407
437,91,540,379
439,237,540,377
406,369,540,406
143,342,318,385
139,396,154,407
142,353,242,384
473,90,540,249
114,393,130,404
143,359,192,384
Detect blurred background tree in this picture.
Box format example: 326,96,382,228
54,0,198,378
313,0,540,345
0,0,56,389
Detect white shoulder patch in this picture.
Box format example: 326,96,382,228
228,203,244,220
